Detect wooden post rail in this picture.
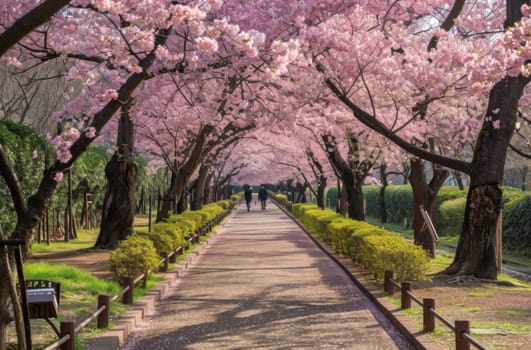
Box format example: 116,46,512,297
384,270,486,350
37,208,231,350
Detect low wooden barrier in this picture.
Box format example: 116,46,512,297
384,270,487,350
41,208,231,350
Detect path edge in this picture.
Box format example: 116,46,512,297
83,213,234,350
273,201,440,350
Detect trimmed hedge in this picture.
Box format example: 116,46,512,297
437,198,466,236
110,197,238,281
503,195,531,255
109,235,160,282
273,193,293,212
290,203,429,281
365,185,529,250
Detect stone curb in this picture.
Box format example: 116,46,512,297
83,229,224,350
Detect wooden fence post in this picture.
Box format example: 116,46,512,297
169,250,177,263
423,298,435,332
401,282,411,309
455,320,470,350
384,270,394,294
97,295,110,329
123,277,134,305
60,321,75,350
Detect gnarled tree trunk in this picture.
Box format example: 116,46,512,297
95,104,137,249
444,73,528,279
191,164,209,210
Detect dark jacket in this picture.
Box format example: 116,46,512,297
244,188,252,201
258,187,267,200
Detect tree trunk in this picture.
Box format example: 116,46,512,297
177,192,187,213
191,164,209,210
95,152,137,248
316,174,327,209
203,173,213,204
295,182,308,203
157,172,178,221
379,163,388,223
444,74,528,279
339,183,348,216
409,158,448,256
0,245,28,350
452,170,465,190
95,105,137,249
157,125,213,220
521,166,528,191
344,177,365,221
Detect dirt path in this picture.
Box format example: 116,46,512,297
124,202,414,350
29,250,113,280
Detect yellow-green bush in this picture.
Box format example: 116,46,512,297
291,203,317,218
273,193,293,212
110,198,234,282
152,222,185,250
136,230,174,257
109,235,160,282
293,203,429,281
230,193,242,203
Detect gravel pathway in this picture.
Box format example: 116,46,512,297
123,200,414,350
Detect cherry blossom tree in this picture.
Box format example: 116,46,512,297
297,0,530,278
0,0,270,345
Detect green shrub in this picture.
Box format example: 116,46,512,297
327,218,355,254
293,203,429,281
503,195,531,255
136,230,174,256
109,235,160,282
363,186,380,218
363,235,430,281
291,203,317,219
437,197,466,236
326,187,338,211
274,193,293,212
437,187,467,203
230,193,242,204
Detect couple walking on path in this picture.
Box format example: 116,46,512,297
244,184,268,211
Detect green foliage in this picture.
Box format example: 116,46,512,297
68,146,111,212
503,195,531,255
110,198,233,279
136,229,175,257
0,119,112,235
0,120,49,234
109,235,160,281
273,193,292,212
363,186,380,218
24,261,122,297
326,187,338,211
437,197,466,236
365,184,529,255
292,203,430,281
437,187,467,203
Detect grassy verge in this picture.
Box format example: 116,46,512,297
29,228,100,255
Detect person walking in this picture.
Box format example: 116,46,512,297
244,185,253,212
258,184,268,210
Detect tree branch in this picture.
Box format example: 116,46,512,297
323,77,471,174
0,0,70,57
509,143,531,159
0,145,26,219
